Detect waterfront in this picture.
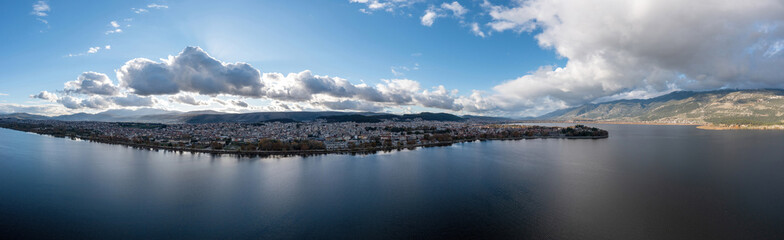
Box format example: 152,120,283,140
1,124,784,239
0,119,607,156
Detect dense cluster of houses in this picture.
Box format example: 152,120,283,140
0,118,607,152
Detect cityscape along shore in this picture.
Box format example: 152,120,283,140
0,118,608,156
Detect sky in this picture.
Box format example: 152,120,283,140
1,0,783,117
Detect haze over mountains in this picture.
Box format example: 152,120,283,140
4,89,784,126
0,109,510,123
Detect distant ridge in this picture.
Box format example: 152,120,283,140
318,112,465,123
0,110,504,124
538,89,784,125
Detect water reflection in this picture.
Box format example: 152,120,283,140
1,125,783,239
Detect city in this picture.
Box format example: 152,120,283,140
0,118,608,155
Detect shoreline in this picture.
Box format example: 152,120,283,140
520,120,784,130
517,120,699,126
695,125,784,130
4,128,607,157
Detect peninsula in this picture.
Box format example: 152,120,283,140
0,118,608,156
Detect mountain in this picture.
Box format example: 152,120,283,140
183,111,362,123
0,113,51,120
539,89,784,125
2,110,484,124
50,108,182,123
461,115,513,121
317,112,465,123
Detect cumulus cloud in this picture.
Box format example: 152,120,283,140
344,0,784,116
420,9,438,26
211,98,227,105
112,95,156,107
231,100,249,108
458,0,784,115
118,46,265,97
56,96,111,109
420,2,468,27
54,95,154,109
441,1,466,17
64,72,120,96
169,94,207,106
110,47,466,112
317,100,383,112
470,22,485,37
0,103,71,116
414,85,461,111
32,72,153,109
260,71,464,110
31,91,58,101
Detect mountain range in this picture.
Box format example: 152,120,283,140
3,89,783,126
539,89,784,125
0,109,510,124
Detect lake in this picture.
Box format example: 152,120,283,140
1,124,783,239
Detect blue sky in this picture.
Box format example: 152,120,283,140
1,0,783,116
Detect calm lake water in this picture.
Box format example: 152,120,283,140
1,124,784,239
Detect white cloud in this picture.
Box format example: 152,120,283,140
470,22,485,37
56,96,112,109
455,0,784,116
390,63,418,76
112,95,156,107
231,100,249,108
110,47,466,112
349,0,421,13
118,46,265,97
132,8,148,14
211,98,227,105
0,103,71,116
105,28,123,34
317,100,383,112
31,1,50,29
39,93,155,110
420,9,438,26
441,1,466,17
147,4,169,9
420,2,469,27
106,21,123,34
64,72,120,96
67,46,109,57
132,3,167,14
169,94,207,106
31,1,50,17
31,91,58,101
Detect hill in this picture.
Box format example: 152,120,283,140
317,112,465,123
1,110,479,124
539,89,784,125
